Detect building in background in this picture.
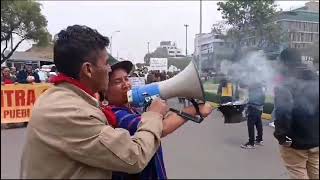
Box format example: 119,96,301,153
143,40,191,71
193,31,234,73
277,1,319,69
2,44,54,70
242,1,319,61
158,41,184,57
2,51,53,71
277,1,319,49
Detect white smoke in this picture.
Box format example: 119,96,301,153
220,50,278,96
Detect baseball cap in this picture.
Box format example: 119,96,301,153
108,54,133,74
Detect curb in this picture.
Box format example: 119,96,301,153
209,102,272,121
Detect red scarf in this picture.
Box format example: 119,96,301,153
100,104,117,128
3,78,13,84
50,73,117,127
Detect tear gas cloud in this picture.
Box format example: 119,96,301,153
220,50,278,95
219,49,319,116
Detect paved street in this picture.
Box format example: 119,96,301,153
163,99,288,179
1,98,288,179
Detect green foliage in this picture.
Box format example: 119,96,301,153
36,33,52,47
263,102,274,114
217,0,278,29
217,0,281,53
205,91,274,114
211,79,221,84
1,0,51,64
167,57,191,70
204,91,221,103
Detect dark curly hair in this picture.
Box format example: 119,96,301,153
54,25,110,79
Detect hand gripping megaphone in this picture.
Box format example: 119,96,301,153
127,61,206,123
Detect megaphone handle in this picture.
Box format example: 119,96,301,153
143,98,153,112
169,108,204,123
188,98,204,120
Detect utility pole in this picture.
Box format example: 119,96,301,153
110,30,120,55
184,24,189,56
110,36,113,54
147,42,150,54
199,0,203,74
200,0,202,34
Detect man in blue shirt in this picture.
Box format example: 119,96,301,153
240,70,266,149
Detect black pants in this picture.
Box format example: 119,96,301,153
247,106,263,145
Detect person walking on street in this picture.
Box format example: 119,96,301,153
274,48,319,179
241,70,266,149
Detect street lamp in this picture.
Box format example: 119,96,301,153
110,30,120,55
184,24,189,56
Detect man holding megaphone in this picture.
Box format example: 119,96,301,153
98,60,213,179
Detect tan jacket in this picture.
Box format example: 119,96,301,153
20,83,163,179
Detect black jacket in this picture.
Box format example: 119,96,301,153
16,70,40,83
274,68,319,149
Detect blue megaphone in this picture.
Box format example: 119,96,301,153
127,61,205,108
126,62,207,123
127,83,161,107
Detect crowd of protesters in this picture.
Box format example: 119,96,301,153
2,62,183,86
128,69,180,84
1,62,58,129
1,62,57,85
145,70,179,84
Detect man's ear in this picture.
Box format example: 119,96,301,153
81,62,93,78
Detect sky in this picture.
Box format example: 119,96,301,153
16,1,308,63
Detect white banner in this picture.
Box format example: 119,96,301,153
149,58,168,71
129,77,146,88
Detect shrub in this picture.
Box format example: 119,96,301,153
205,91,274,114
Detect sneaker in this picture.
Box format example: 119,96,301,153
255,140,264,146
269,122,275,127
241,142,255,149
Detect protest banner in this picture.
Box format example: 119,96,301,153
149,58,168,71
129,77,146,88
1,83,52,124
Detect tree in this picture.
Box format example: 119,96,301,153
211,21,231,36
153,47,169,58
1,0,51,64
217,0,281,61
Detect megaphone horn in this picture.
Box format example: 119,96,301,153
127,61,205,107
158,61,205,101
127,61,206,123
